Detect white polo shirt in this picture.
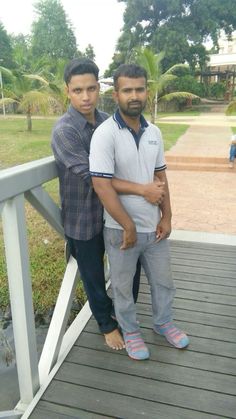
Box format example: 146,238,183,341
89,111,167,232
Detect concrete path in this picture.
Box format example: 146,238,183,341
164,113,232,158
160,108,236,236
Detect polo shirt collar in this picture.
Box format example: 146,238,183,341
113,109,148,129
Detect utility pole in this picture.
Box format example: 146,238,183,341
0,60,6,117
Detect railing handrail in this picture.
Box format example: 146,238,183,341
0,156,57,203
0,156,82,418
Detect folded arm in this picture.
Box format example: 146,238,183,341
111,177,165,204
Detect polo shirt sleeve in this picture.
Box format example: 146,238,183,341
52,124,91,184
89,121,115,179
154,127,167,172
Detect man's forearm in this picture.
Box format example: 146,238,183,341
112,177,165,204
92,178,135,231
155,171,172,220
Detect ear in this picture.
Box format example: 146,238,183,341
112,90,118,103
97,82,101,92
65,84,69,98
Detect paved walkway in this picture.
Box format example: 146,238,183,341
161,109,236,236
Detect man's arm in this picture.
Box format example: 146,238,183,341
154,170,172,241
111,178,165,204
52,127,91,185
92,177,137,249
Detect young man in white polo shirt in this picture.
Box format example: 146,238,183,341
90,64,189,360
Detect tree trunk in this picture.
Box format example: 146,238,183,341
26,106,32,131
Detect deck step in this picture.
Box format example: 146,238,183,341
165,155,235,172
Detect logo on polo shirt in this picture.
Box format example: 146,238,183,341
148,140,158,145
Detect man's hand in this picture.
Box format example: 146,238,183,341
120,224,137,250
156,217,171,242
142,180,165,205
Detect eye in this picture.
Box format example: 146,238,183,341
136,87,146,93
88,86,97,92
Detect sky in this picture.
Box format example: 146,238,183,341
0,0,126,75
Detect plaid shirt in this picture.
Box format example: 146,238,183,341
51,105,108,240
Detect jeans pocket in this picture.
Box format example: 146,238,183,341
104,228,123,248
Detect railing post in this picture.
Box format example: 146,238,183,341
2,195,39,409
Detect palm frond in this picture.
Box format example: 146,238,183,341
225,100,236,115
159,91,199,103
0,97,19,107
24,74,49,85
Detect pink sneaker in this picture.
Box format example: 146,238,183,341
123,331,150,360
154,322,189,349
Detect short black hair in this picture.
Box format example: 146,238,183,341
113,64,147,90
64,58,99,85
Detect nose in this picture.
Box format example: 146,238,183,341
82,90,89,101
130,89,138,100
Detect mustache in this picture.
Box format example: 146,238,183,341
128,101,142,105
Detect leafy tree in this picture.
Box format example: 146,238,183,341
0,22,14,68
10,34,32,72
31,0,77,63
114,0,236,71
135,48,198,122
84,44,95,61
0,67,63,131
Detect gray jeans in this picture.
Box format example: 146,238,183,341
104,228,176,333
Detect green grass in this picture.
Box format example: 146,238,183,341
0,116,85,314
0,117,56,167
158,123,189,151
0,115,189,314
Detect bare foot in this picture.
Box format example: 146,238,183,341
104,328,125,350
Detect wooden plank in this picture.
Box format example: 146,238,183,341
139,289,236,308
136,303,236,329
41,379,228,419
67,346,236,396
77,329,236,373
138,315,236,343
170,264,236,279
170,244,236,258
86,318,236,359
175,288,236,305
140,280,236,296
52,363,236,418
165,272,236,287
30,400,110,418
171,251,236,266
28,239,236,419
171,257,236,272
170,240,236,254
173,298,236,317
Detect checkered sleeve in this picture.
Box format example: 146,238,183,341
52,124,91,184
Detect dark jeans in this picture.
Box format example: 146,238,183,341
67,231,141,334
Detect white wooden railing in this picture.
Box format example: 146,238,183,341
0,157,94,419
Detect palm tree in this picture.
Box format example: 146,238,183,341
225,100,236,115
0,66,64,131
135,48,199,123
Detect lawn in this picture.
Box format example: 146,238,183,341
0,115,189,314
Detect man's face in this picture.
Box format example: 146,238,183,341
113,76,147,117
66,73,100,120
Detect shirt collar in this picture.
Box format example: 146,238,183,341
113,109,148,129
68,104,103,130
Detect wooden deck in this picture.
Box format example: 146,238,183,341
28,240,236,419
